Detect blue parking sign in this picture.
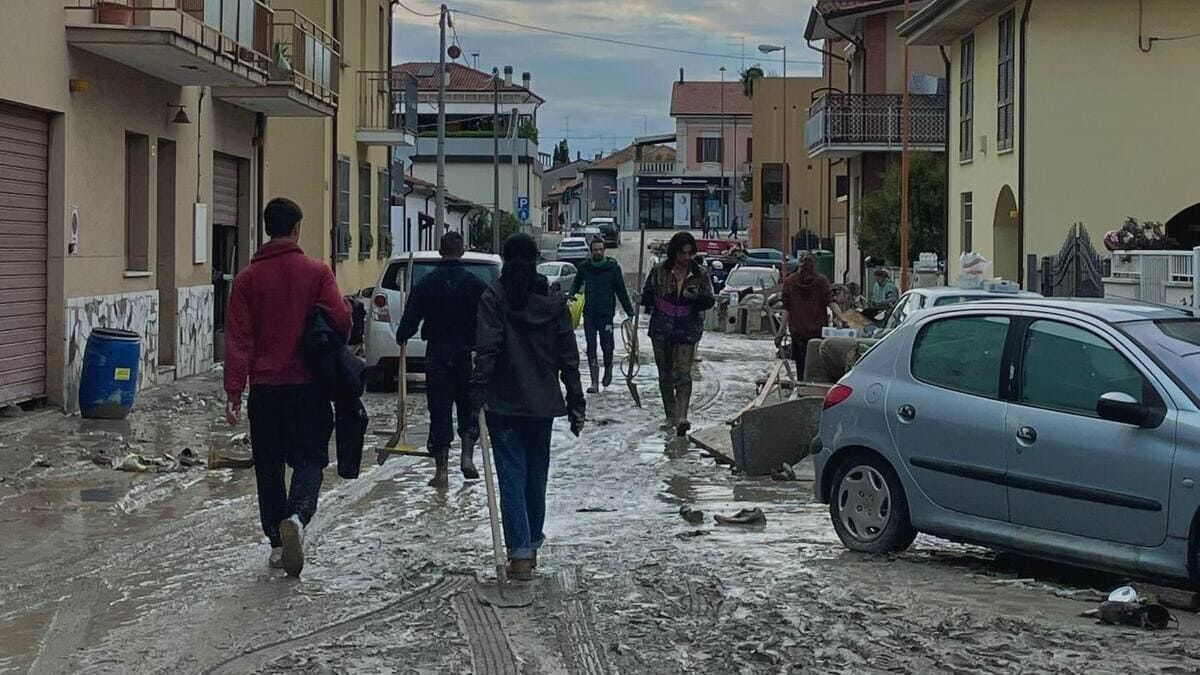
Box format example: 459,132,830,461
517,196,530,223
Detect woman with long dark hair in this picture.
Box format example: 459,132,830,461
641,231,715,436
470,233,586,580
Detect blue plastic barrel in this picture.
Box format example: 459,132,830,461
79,327,142,419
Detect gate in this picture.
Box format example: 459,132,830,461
1041,223,1103,298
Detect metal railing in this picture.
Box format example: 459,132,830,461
358,70,410,133
806,93,946,151
66,0,273,76
1108,250,1194,283
269,9,339,104
636,160,676,175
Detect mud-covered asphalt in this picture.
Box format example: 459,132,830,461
2,329,1200,674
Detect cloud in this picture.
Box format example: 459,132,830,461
393,0,820,158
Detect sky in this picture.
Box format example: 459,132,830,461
392,0,824,161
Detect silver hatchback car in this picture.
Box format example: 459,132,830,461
815,299,1200,583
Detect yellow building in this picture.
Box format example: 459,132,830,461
750,76,850,281
901,0,1200,284
267,0,410,295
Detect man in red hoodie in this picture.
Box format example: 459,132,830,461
224,197,351,577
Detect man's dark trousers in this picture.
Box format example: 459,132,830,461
583,313,615,369
248,383,332,547
425,344,472,451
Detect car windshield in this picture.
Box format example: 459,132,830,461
537,263,560,275
381,260,499,291
725,269,778,288
932,294,981,307
1122,318,1200,402
748,250,783,262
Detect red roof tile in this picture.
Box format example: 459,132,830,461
670,82,752,117
583,144,676,171
393,62,543,102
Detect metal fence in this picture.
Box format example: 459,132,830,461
806,93,947,152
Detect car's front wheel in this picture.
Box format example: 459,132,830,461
829,453,916,554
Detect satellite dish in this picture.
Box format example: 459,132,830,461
447,44,462,60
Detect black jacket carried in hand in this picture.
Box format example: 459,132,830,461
395,260,488,355
303,308,368,479
470,278,585,422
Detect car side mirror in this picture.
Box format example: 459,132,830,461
1096,392,1157,428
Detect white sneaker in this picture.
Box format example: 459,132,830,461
268,546,284,569
279,515,305,577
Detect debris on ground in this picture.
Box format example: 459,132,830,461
32,456,52,468
0,404,23,418
679,505,704,524
1093,586,1177,630
714,507,767,526
208,451,254,470
676,529,709,539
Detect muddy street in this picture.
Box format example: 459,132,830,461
2,330,1199,674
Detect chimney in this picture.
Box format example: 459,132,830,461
503,65,513,87
679,68,684,83
521,71,531,90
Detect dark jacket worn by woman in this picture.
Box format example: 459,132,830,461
471,278,586,421
640,260,716,345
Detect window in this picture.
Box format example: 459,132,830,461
696,137,722,163
124,132,150,272
835,174,849,203
336,155,351,259
912,316,1011,398
377,168,391,258
961,192,973,252
358,162,373,258
997,11,1015,151
885,292,925,331
959,35,974,161
1020,321,1149,416
746,138,753,163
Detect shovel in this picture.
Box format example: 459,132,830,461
474,411,533,608
376,344,432,464
622,315,642,408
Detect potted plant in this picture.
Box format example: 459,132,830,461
95,1,134,26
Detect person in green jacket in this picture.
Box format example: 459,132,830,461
570,237,635,393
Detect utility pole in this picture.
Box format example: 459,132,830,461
510,108,519,230
435,4,448,234
900,0,912,291
720,66,727,234
492,68,501,253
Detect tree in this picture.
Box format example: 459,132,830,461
552,139,571,166
741,65,765,99
856,152,947,265
468,209,522,253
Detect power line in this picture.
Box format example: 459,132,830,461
395,0,440,19
449,8,819,66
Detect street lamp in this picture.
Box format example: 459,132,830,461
759,44,788,271
720,65,726,238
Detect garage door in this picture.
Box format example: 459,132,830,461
0,102,48,404
212,153,240,227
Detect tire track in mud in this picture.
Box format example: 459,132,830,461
551,567,614,675
451,592,519,675
200,574,472,675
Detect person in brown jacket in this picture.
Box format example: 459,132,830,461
780,255,844,379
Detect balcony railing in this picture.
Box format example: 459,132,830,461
66,0,273,79
636,161,676,175
269,9,339,105
806,93,946,155
356,70,415,146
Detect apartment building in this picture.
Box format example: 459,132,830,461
900,0,1200,283
0,0,354,410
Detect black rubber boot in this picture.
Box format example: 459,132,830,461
587,365,600,394
460,440,480,480
602,361,614,388
428,447,450,488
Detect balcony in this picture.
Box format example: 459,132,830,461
806,93,946,158
214,9,339,116
355,70,415,147
636,160,676,175
66,0,272,87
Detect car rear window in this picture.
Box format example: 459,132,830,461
537,263,560,275
380,260,499,292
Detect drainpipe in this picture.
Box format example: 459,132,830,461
329,0,341,274
1018,0,1034,288
939,46,950,269
400,178,414,251
255,112,266,250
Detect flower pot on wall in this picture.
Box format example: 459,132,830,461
96,1,134,26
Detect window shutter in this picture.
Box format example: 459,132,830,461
377,169,392,259
335,155,351,259
358,162,372,259
695,137,703,163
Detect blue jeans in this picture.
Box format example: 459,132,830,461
486,413,553,560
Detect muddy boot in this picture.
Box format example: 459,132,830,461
428,447,450,488
507,558,534,581
587,365,600,394
602,361,614,388
675,383,692,437
660,388,676,431
460,441,480,481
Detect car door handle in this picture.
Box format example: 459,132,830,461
1016,426,1037,444
897,404,916,422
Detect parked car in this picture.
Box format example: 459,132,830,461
557,236,590,264
364,251,501,389
538,261,577,293
744,248,799,273
814,298,1200,583
875,286,1042,334
588,217,620,248
720,265,781,301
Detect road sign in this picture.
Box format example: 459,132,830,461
516,196,530,223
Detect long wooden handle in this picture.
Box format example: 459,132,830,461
397,343,408,431
478,411,508,584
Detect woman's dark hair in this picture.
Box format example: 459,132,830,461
500,232,544,310
666,231,697,263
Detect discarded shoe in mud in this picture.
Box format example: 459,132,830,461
208,450,255,470
714,508,767,526
112,453,154,473
1097,600,1175,630
177,447,204,468
679,505,704,525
